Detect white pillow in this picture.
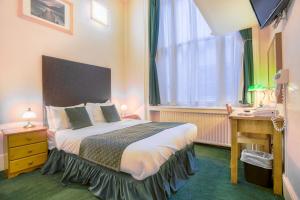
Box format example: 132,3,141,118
45,106,56,131
48,104,84,131
86,102,113,124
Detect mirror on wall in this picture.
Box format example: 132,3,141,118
267,32,283,102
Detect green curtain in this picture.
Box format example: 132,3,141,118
240,28,254,104
149,0,161,105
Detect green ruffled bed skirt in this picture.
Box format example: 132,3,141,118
41,144,198,200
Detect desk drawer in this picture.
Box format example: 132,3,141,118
9,153,47,173
9,142,47,160
8,131,47,147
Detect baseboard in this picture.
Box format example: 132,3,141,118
283,174,299,200
0,153,4,171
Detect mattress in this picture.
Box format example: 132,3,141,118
50,119,197,180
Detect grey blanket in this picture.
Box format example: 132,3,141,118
79,122,184,171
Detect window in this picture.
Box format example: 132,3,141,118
156,0,244,107
91,0,109,26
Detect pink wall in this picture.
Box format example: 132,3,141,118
282,0,300,198
0,0,126,169
0,0,126,124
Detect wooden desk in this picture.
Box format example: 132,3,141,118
229,113,283,195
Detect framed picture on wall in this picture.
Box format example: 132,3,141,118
18,0,73,35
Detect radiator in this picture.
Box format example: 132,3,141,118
159,110,231,147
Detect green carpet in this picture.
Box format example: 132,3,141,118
0,145,284,200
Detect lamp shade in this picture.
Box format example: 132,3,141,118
22,108,37,120
120,104,128,112
248,84,267,92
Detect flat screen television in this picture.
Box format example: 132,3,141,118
250,0,290,28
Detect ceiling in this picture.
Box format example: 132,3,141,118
194,0,258,35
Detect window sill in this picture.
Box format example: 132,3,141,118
149,105,228,114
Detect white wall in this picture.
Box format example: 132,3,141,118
282,0,300,199
0,0,126,169
124,0,148,118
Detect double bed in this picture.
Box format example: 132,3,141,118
41,56,198,200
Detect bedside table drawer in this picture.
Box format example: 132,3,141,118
9,153,47,173
8,131,47,147
9,142,48,161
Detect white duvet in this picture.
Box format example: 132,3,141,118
50,120,197,180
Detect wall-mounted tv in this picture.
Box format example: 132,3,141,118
250,0,290,28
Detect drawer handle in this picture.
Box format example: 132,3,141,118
28,161,34,166
26,138,32,141
27,150,33,154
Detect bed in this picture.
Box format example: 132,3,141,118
41,56,198,200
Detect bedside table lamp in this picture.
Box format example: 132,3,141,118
22,108,37,128
120,104,128,117
248,84,267,107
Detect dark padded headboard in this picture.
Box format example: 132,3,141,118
42,56,111,123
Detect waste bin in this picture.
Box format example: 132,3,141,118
240,149,273,187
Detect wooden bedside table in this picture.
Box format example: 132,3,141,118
2,126,48,178
122,114,141,120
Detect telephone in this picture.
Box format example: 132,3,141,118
271,69,289,132
252,106,279,116
252,69,288,132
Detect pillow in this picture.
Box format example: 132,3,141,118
65,107,92,130
45,106,55,131
86,102,112,124
48,104,84,131
100,105,121,122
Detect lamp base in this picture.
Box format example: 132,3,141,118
24,122,35,129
